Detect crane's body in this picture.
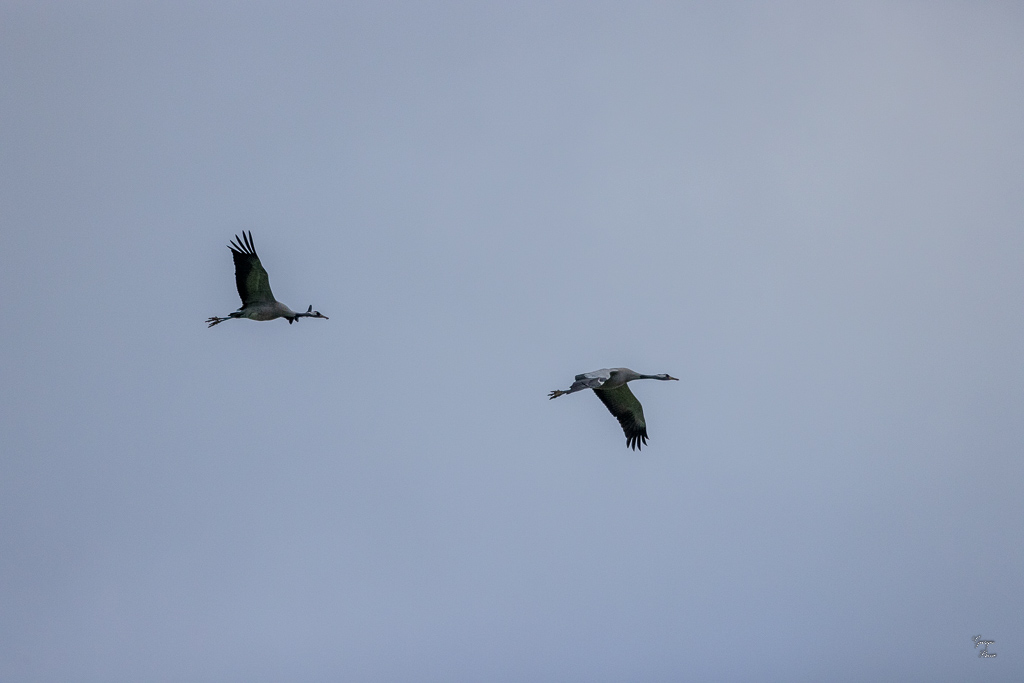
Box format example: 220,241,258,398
549,368,678,450
207,231,328,327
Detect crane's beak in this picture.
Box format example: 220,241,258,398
667,375,679,381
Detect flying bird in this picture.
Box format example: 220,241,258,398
206,231,328,327
549,368,678,450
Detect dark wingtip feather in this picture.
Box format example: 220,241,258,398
627,432,649,451
228,232,258,257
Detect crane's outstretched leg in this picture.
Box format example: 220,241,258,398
207,310,245,327
549,377,604,399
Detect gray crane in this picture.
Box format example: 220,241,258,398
206,231,328,328
549,368,678,450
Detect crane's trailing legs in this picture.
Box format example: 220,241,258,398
206,314,237,327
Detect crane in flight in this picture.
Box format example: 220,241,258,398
549,368,678,450
206,231,328,327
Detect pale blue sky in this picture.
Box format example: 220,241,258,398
1,2,1022,681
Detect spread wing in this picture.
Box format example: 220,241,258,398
571,368,611,391
228,231,275,305
575,368,611,383
594,384,649,451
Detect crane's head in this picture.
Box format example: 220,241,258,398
658,374,679,381
289,305,329,323
304,304,328,320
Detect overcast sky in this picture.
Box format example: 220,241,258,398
1,2,1022,681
